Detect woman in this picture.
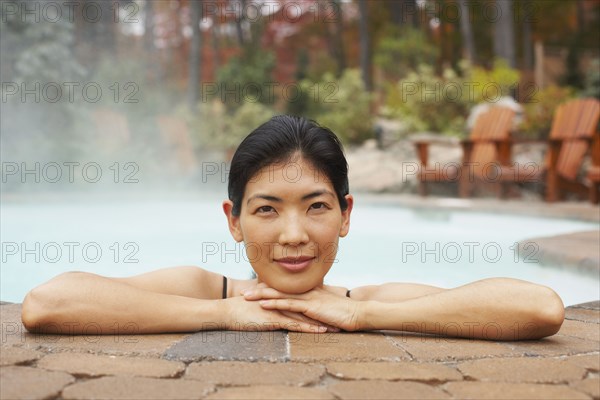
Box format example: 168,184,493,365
21,115,565,340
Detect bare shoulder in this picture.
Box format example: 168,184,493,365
113,265,227,300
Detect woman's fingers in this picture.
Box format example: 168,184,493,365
259,298,308,314
279,310,340,333
242,287,287,300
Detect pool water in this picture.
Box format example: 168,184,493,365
1,195,598,305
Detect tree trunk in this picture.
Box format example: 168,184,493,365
331,0,346,77
234,0,245,46
521,0,533,70
187,0,202,109
493,0,515,67
357,0,372,91
459,0,476,63
143,0,164,81
211,22,221,78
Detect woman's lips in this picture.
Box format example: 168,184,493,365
274,256,315,272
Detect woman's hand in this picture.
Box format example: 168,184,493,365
222,295,337,333
241,284,363,331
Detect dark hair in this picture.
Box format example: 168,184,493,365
228,115,349,216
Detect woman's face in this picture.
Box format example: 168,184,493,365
223,156,353,293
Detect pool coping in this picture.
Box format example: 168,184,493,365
354,193,600,223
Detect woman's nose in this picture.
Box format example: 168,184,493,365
278,215,309,245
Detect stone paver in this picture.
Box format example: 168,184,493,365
557,319,600,342
500,334,599,357
328,380,450,399
457,357,587,383
0,346,43,366
326,361,462,382
290,332,410,361
565,307,600,324
185,361,325,386
1,303,190,357
37,352,186,378
566,354,600,371
518,231,600,274
570,378,600,399
571,301,600,310
386,332,521,361
61,376,213,400
444,381,591,399
164,330,288,362
0,366,75,400
205,385,335,399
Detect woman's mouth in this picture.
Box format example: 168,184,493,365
274,256,315,272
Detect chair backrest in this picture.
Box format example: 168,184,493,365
550,98,600,180
468,106,515,176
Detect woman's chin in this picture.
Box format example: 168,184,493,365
268,279,320,295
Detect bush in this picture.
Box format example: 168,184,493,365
582,58,600,99
216,49,275,113
382,59,522,137
521,85,576,138
383,64,470,137
469,59,521,103
301,69,373,144
374,27,438,81
180,101,276,150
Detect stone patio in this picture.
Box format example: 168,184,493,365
1,300,598,400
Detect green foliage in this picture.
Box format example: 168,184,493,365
181,101,276,150
521,85,576,138
382,59,522,137
374,27,439,81
469,59,521,103
301,69,373,144
383,64,470,137
582,59,600,100
216,48,275,113
1,7,85,160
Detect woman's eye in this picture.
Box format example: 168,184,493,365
256,205,275,214
309,202,328,211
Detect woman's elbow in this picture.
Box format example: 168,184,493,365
531,286,565,338
21,287,46,332
21,271,81,332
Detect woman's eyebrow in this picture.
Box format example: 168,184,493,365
246,194,282,205
301,190,335,201
246,190,334,205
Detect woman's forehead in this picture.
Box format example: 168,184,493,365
244,159,334,196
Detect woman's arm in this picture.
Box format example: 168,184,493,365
21,269,330,335
21,270,223,334
245,278,565,340
349,282,446,302
359,278,565,340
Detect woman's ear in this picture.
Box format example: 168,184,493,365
339,194,353,238
222,200,243,242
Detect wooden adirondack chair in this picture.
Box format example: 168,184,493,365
415,106,515,197
585,129,600,204
498,98,600,202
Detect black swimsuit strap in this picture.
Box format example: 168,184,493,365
346,289,351,298
222,276,228,299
